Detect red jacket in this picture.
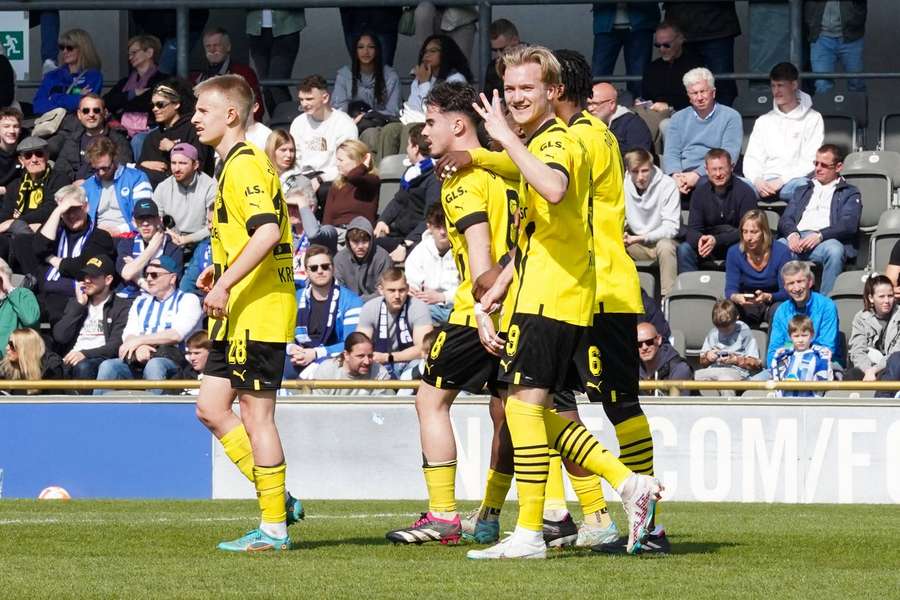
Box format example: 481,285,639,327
191,60,265,122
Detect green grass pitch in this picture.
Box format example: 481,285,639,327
1,499,898,599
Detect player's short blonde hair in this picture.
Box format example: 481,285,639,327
498,45,561,86
194,74,254,127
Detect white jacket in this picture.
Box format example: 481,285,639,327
289,108,358,182
404,231,460,305
624,166,681,242
743,90,824,183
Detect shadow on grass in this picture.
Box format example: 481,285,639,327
292,536,399,549
667,540,738,555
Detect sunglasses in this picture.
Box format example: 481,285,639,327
813,160,837,169
58,44,76,52
637,338,656,348
80,107,103,115
21,150,45,159
153,101,171,110
307,263,332,273
146,271,170,280
654,42,673,49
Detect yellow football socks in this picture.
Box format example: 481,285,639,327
616,415,655,475
479,468,512,520
423,459,457,514
568,472,608,515
505,397,549,532
253,463,287,524
544,449,569,512
543,408,631,491
221,424,255,482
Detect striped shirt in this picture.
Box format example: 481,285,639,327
123,288,202,341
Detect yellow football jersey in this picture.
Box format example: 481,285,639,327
209,141,296,344
568,110,643,314
505,117,595,328
442,166,518,328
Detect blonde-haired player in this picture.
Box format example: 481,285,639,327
192,74,300,552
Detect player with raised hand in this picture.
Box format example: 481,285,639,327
385,81,518,546
191,74,300,552
467,46,661,560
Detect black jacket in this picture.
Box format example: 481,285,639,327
139,114,213,187
0,55,14,108
610,111,654,154
52,293,131,359
54,125,133,181
378,166,441,243
32,224,116,295
640,51,705,109
663,2,742,41
684,176,758,249
0,167,70,224
804,0,867,42
103,70,168,120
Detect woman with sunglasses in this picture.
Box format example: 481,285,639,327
33,29,103,115
0,328,63,395
138,78,212,188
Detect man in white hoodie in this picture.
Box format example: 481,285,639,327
404,202,459,324
623,148,681,297
743,62,824,201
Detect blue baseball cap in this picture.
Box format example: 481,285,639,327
148,255,179,274
133,199,159,219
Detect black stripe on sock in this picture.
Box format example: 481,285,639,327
618,436,653,451
619,446,653,460
555,422,578,451
575,439,600,466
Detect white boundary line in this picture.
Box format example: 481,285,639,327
0,512,420,526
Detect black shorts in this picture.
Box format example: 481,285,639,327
204,339,286,391
573,312,640,402
498,313,583,391
422,323,500,395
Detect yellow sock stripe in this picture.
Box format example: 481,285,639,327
481,469,513,512
423,460,457,513
220,424,255,483
253,464,287,524
567,472,607,515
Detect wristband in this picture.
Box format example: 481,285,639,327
387,352,395,364
499,254,511,268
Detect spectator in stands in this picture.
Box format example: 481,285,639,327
374,123,439,259
0,108,24,196
83,136,154,236
29,185,115,326
678,148,757,273
0,53,15,109
639,288,672,343
404,202,459,324
266,129,305,194
726,209,792,328
102,35,167,157
415,4,479,60
408,35,474,114
139,79,212,188
54,94,133,183
312,331,393,395
333,32,401,119
885,242,900,299
355,267,433,379
638,21,704,114
663,68,743,196
115,199,183,300
179,205,213,297
33,29,103,115
591,2,659,97
0,327,62,394
777,144,861,295
765,260,840,370
694,299,762,394
96,256,201,394
0,257,40,356
748,3,790,94
483,19,521,98
846,274,898,381
0,137,68,264
246,9,306,116
805,0,867,94
52,255,130,383
771,314,834,396
152,143,215,248
322,140,380,228
132,9,209,76
285,245,363,379
285,186,338,285
743,62,824,201
289,75,359,197
663,2,741,106
588,82,653,153
637,321,693,395
339,8,402,67
623,148,680,297
245,100,273,151
191,27,264,123
181,329,211,382
334,216,392,301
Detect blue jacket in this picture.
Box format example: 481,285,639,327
180,238,211,296
593,3,660,33
295,283,363,359
767,291,841,366
778,177,862,258
81,165,153,233
33,67,103,114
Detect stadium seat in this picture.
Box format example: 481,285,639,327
823,389,876,399
879,113,900,153
638,271,656,300
828,270,867,344
841,151,900,233
869,209,900,272
268,101,300,130
814,91,867,152
764,209,780,235
670,329,686,357
750,328,768,364
734,91,772,155
665,271,725,356
671,270,726,293
741,389,777,398
377,154,406,214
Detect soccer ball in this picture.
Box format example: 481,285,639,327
38,486,71,500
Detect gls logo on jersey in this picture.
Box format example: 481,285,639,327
244,185,262,196
539,140,562,152
443,186,466,203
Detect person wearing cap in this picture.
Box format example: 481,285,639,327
53,94,133,183
116,198,184,299
95,255,202,394
152,142,216,247
51,254,131,384
27,184,116,327
81,135,153,236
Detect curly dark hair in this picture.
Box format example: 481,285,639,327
554,49,592,108
351,31,387,106
418,34,474,83
423,81,481,126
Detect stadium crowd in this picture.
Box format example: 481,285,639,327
0,1,892,397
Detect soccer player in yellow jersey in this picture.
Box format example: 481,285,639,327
468,46,661,560
385,82,518,545
190,75,300,552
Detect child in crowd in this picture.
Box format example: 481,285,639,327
694,299,761,396
322,140,380,229
771,315,833,398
